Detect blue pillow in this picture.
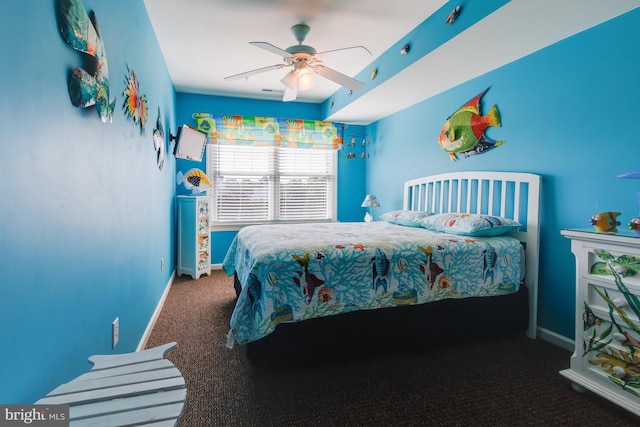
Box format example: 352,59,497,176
420,213,521,236
380,210,432,227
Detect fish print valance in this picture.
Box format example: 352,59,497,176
193,113,344,150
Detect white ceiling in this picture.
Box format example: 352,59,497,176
144,0,639,124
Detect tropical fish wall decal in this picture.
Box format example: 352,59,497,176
123,68,148,130
153,108,166,170
58,0,115,122
176,168,212,194
438,88,503,161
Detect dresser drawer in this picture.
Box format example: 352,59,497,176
584,279,640,325
581,314,640,392
584,247,640,288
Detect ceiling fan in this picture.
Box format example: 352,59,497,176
224,24,371,102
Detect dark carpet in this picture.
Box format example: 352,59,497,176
146,270,639,426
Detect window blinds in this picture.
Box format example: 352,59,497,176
208,144,335,225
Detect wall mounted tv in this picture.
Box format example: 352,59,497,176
174,124,207,162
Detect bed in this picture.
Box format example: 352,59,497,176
223,171,541,365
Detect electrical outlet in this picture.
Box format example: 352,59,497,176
161,258,165,272
112,317,119,348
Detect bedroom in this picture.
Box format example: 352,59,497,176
1,0,640,412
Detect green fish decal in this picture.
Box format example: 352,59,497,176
438,88,503,161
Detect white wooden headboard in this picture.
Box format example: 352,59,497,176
403,171,542,339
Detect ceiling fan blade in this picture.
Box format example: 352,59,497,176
312,65,365,91
282,85,298,102
313,46,372,62
250,41,293,58
224,64,287,81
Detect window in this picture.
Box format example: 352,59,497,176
207,144,336,228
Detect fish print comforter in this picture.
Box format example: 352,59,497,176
223,221,523,345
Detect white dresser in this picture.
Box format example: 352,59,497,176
561,228,640,416
177,195,212,279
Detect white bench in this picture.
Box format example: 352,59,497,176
36,342,186,426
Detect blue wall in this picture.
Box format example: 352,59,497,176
365,9,640,340
175,93,366,264
2,0,637,405
0,0,177,403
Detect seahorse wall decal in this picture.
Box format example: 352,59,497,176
292,253,325,304
58,0,116,122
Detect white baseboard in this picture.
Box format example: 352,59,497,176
137,270,176,352
211,263,223,270
537,326,574,352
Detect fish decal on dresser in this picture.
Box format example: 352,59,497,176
583,302,603,330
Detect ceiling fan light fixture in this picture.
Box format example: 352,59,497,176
297,67,314,92
281,70,297,89
228,24,370,99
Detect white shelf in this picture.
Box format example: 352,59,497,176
177,196,211,280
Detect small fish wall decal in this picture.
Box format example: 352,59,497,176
446,6,461,24
123,67,148,130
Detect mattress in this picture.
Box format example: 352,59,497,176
223,221,523,345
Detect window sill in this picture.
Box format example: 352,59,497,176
210,219,336,232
